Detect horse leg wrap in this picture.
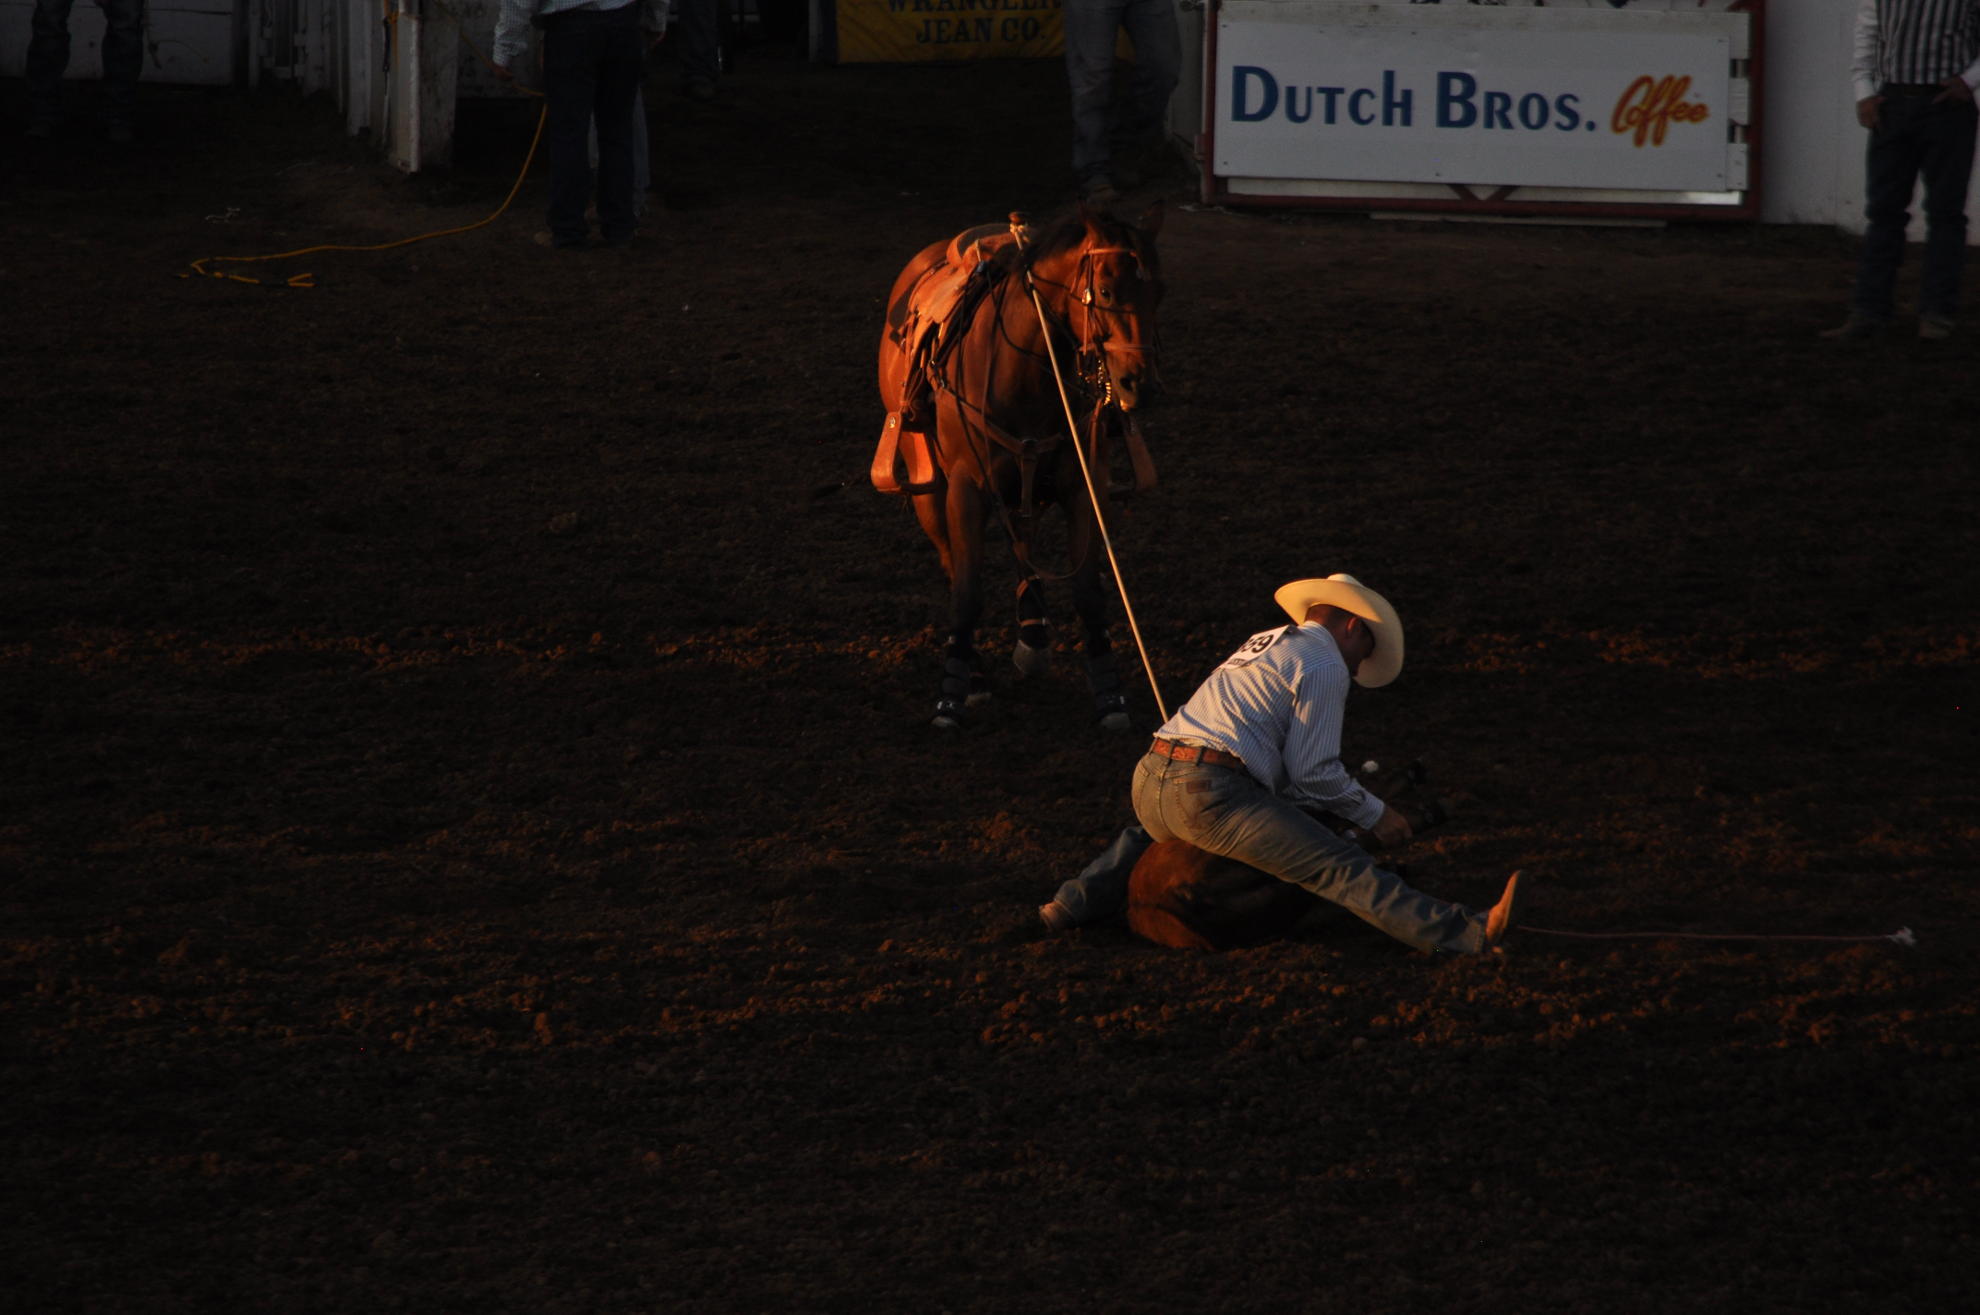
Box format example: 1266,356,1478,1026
1084,651,1127,720
937,654,980,721
1015,576,1051,629
1014,579,1051,675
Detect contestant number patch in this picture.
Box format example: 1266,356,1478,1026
1220,626,1288,669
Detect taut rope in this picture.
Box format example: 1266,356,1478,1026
1010,212,1169,721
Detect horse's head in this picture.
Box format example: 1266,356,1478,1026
1031,203,1165,412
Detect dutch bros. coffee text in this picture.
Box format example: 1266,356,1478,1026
1233,67,1712,149
1610,75,1710,147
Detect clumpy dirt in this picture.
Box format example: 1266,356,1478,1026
4,39,1975,1314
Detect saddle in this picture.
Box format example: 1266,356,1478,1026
871,224,1019,495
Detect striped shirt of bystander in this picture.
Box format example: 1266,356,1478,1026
1851,0,1980,101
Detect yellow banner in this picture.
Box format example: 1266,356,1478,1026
837,0,1068,63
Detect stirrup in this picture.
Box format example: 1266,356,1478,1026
870,412,941,495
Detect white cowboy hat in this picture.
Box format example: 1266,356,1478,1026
1273,573,1405,688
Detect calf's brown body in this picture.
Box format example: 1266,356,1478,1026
1125,840,1322,951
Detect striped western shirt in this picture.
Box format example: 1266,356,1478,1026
1851,0,1980,101
1156,621,1384,831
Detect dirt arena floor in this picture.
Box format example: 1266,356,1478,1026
4,37,1976,1314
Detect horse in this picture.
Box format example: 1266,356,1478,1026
873,204,1164,731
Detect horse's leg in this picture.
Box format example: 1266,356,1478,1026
910,486,951,581
1012,574,1051,677
934,474,987,730
1065,476,1129,732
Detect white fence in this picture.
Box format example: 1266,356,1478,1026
0,0,1942,238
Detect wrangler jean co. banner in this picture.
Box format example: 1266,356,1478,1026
835,0,1068,62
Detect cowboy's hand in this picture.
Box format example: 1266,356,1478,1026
1857,94,1884,129
493,61,516,83
1368,804,1413,850
1935,77,1975,105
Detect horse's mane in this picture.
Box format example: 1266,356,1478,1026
1018,208,1142,273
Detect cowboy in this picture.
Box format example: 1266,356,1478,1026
1040,574,1523,954
24,0,144,143
1822,0,1980,341
493,0,667,249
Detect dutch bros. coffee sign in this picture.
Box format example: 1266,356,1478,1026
1214,3,1744,192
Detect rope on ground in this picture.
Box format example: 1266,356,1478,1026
1518,925,1917,947
183,19,545,288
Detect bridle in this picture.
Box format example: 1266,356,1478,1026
1025,241,1159,406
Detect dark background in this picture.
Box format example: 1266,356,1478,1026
5,38,1975,1313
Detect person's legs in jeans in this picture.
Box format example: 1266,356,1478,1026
587,87,650,219
1050,822,1152,924
99,0,146,130
25,0,78,128
542,17,600,245
1854,97,1927,323
592,11,644,243
1916,99,1978,322
1063,0,1125,189
632,88,651,215
1146,760,1484,954
1114,0,1180,170
676,0,721,94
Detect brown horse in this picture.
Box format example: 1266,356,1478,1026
874,205,1164,730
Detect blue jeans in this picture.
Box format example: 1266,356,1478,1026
1853,86,1979,322
542,5,645,245
28,0,146,116
1063,0,1182,186
674,0,722,86
589,88,650,216
1053,821,1153,923
1056,752,1486,954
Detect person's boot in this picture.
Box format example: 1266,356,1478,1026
1483,871,1525,950
1819,313,1888,341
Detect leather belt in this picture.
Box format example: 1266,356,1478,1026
1149,737,1246,771
1882,82,1946,96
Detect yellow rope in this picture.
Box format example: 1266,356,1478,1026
183,17,546,288
1010,218,1170,723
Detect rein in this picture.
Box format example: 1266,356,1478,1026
1050,244,1159,346
938,272,1094,584
1010,217,1170,721
897,212,1168,719
929,230,1150,476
